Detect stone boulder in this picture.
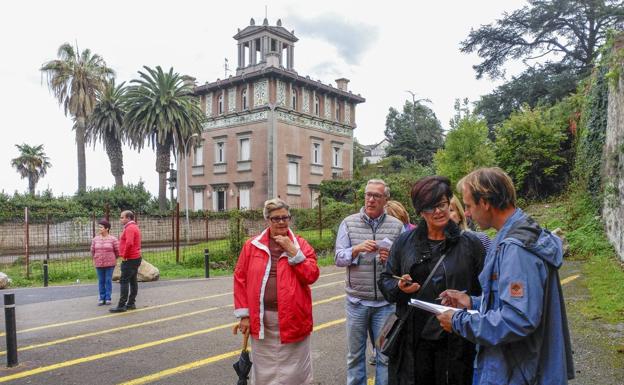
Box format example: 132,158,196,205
0,272,10,289
112,260,160,282
552,228,570,257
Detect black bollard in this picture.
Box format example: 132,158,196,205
43,260,49,287
4,293,18,367
204,249,210,279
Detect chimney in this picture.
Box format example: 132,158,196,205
335,78,350,91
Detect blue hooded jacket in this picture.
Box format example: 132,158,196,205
452,208,574,385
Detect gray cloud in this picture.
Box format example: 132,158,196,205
308,61,343,78
286,12,379,65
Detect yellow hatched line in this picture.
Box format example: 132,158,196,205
118,317,347,385
0,277,342,337
561,274,580,285
0,293,345,383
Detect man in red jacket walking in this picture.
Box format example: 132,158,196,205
110,210,142,313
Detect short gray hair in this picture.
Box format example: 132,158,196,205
366,179,390,197
263,198,290,220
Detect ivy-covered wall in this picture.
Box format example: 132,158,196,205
604,33,624,262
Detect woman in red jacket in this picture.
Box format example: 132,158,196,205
234,198,320,385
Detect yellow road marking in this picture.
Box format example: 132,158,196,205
0,293,345,382
1,278,342,337
368,378,375,385
561,274,580,285
118,317,347,385
0,305,229,356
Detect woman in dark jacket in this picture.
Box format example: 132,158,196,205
378,176,485,385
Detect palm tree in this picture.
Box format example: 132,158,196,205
125,66,204,210
11,144,52,195
40,43,114,192
86,79,127,187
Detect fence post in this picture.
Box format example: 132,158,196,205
104,204,110,222
205,212,209,242
318,192,322,240
92,211,96,238
175,202,180,264
171,208,175,251
45,214,50,287
24,207,29,280
204,249,210,278
4,293,18,367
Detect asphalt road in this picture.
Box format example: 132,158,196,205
0,263,608,385
0,266,369,385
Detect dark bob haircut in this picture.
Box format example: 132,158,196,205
410,175,452,215
98,219,111,230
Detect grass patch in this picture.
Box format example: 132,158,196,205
526,192,624,323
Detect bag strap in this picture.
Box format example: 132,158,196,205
400,252,448,320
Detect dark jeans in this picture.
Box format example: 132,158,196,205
96,266,115,301
118,258,141,306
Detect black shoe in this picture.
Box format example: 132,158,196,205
126,304,136,310
109,306,127,313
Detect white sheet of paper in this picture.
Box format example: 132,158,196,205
409,298,479,315
376,237,393,250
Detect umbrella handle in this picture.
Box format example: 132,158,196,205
242,330,250,351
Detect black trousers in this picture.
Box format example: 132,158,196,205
118,258,141,306
414,334,474,385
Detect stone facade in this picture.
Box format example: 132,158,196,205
604,52,624,263
182,19,365,210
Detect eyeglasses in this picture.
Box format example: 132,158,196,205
421,200,450,214
269,215,291,223
365,192,385,201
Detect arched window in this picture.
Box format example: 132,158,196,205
291,88,297,111
335,101,340,122
218,94,224,114
314,96,320,116
241,88,248,110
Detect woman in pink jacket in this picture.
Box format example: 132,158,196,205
233,198,320,385
90,219,119,305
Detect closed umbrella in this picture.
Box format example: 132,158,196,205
232,326,252,385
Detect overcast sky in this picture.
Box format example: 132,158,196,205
0,0,527,197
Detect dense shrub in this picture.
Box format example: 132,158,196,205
74,183,152,213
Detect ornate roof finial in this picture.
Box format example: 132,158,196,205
263,18,269,26
277,19,282,27
250,18,255,26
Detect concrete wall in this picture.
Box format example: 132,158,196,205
604,71,624,263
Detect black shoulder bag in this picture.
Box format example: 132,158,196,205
377,253,447,357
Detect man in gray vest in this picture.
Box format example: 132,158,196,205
335,179,404,385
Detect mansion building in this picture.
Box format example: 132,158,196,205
182,18,365,211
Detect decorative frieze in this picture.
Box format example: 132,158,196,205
276,111,352,137
345,104,351,125
311,164,324,175
277,80,286,107
254,79,268,106
203,110,268,130
324,95,332,120
228,87,236,113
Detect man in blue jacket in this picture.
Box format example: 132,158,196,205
437,167,574,385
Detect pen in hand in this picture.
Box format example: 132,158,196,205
435,290,467,301
392,275,413,285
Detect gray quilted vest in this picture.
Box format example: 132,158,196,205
343,209,403,301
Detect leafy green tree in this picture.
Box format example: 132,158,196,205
86,79,127,187
11,144,52,195
434,115,495,186
40,43,114,192
494,105,569,198
384,100,443,166
464,0,624,132
124,66,205,210
462,0,624,80
475,63,582,135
